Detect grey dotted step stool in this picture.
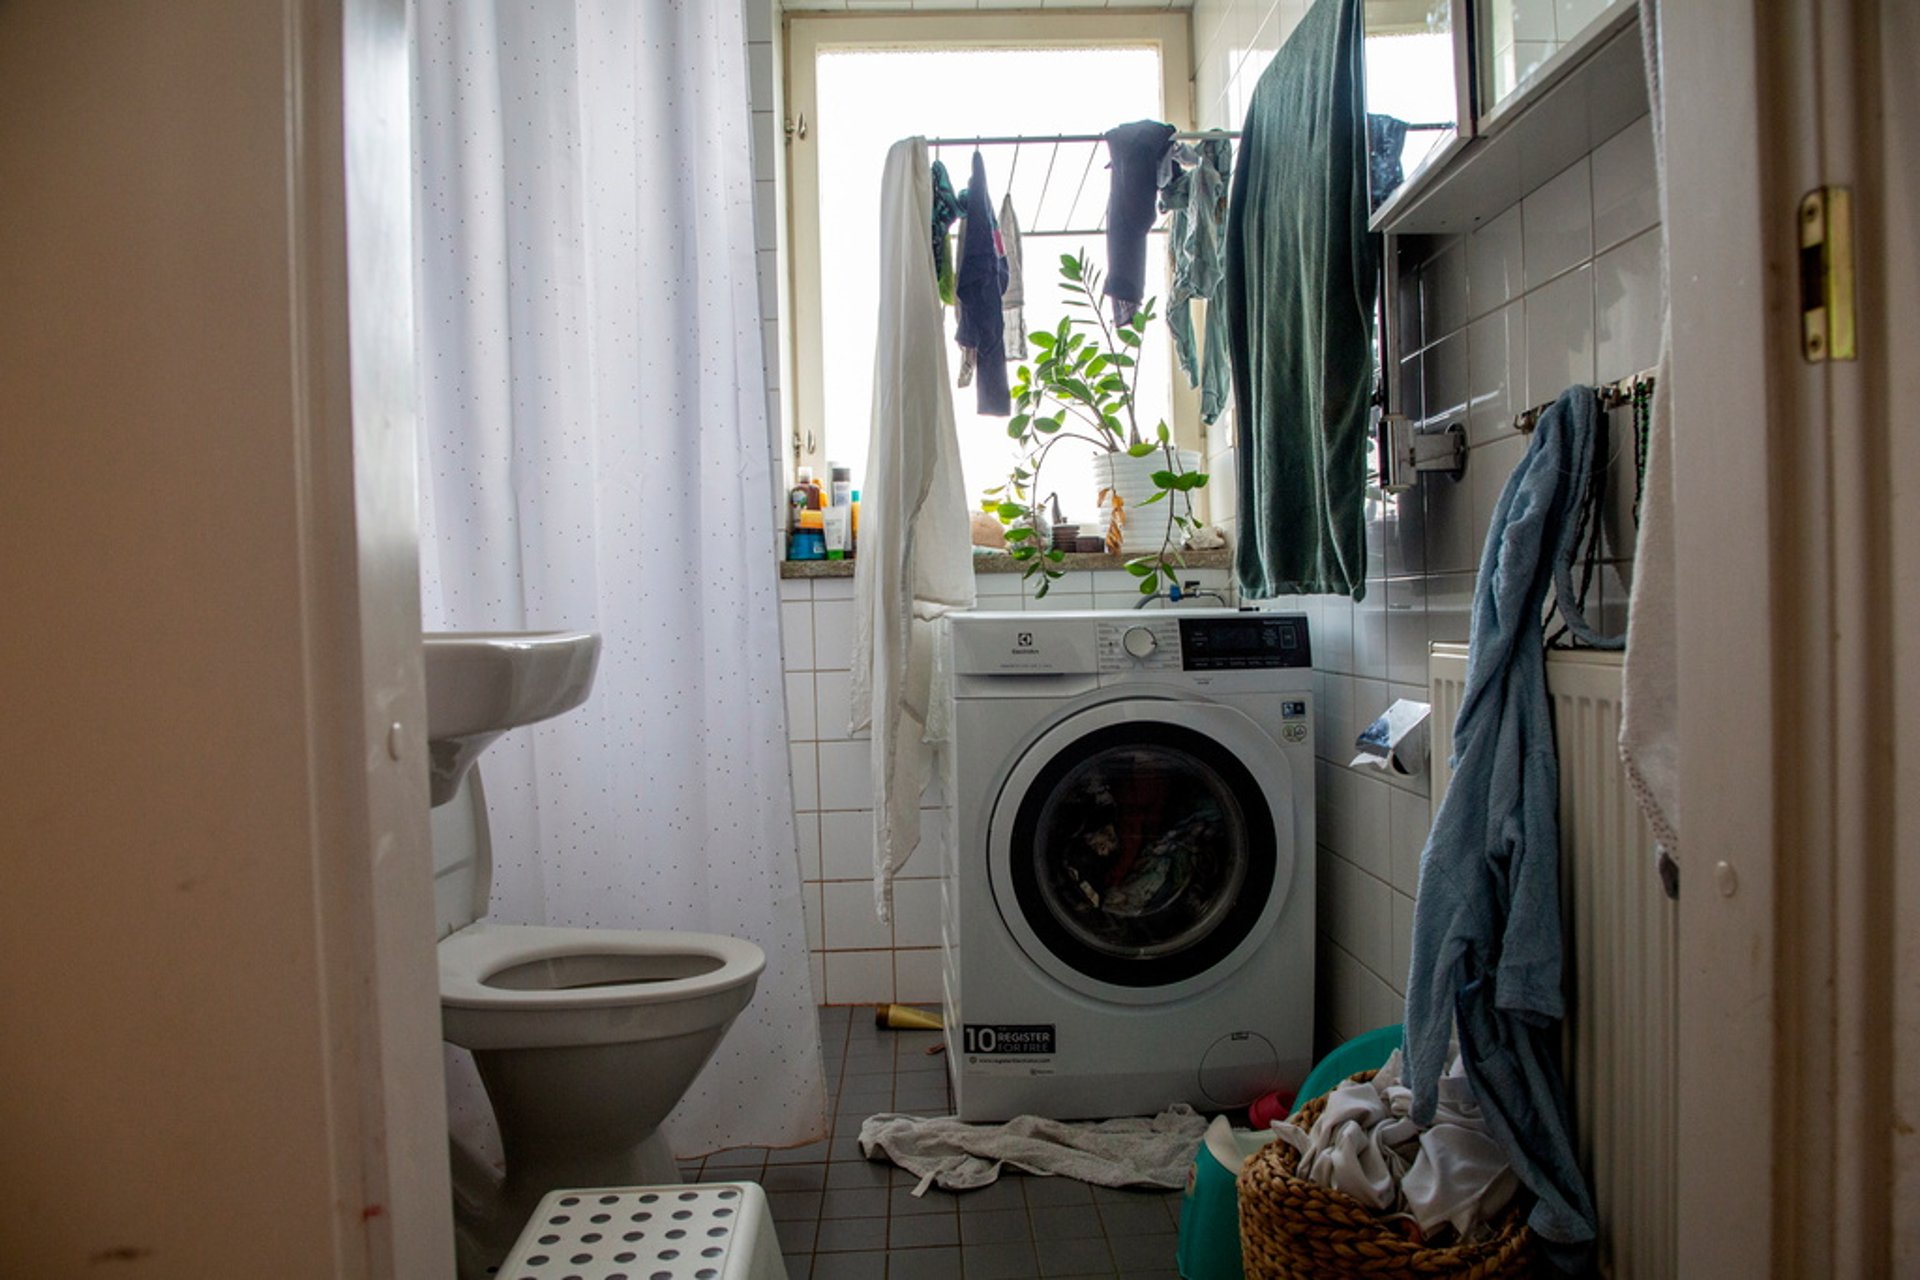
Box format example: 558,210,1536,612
496,1183,785,1280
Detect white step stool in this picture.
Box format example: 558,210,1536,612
497,1183,785,1280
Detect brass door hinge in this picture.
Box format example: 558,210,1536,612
1799,186,1856,362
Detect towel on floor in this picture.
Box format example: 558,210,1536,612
1223,0,1377,601
859,1106,1208,1194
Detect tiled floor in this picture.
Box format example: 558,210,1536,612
680,1006,1187,1279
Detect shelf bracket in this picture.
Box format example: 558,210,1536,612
1379,417,1466,494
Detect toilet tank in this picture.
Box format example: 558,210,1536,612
429,767,493,939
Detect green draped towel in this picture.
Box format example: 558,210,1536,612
1224,0,1378,601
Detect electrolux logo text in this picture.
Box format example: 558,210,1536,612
1012,630,1037,655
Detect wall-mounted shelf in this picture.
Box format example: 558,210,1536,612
1370,3,1646,236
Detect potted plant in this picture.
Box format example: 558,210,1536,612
982,250,1206,599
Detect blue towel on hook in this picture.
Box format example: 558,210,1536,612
1403,386,1616,1273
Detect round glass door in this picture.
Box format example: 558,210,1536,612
1004,718,1279,988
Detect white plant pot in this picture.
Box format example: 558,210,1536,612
1091,449,1202,555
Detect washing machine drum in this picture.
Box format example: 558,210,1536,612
988,699,1297,996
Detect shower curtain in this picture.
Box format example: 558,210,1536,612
411,0,827,1158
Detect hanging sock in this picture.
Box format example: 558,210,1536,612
1102,120,1177,327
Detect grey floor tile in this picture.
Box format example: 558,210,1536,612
764,1164,829,1193
769,1139,833,1164
1112,1232,1180,1275
887,1212,960,1249
704,1146,767,1168
1028,1204,1102,1240
773,1215,819,1254
885,1245,961,1279
821,1187,889,1220
767,1189,823,1222
1023,1177,1095,1208
1036,1234,1117,1277
960,1240,1041,1280
784,1252,815,1280
952,1179,1025,1213
810,1248,888,1280
891,1186,958,1217
1099,1200,1178,1237
825,1159,900,1190
815,1216,889,1253
957,1208,1030,1246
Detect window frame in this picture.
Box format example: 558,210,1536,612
782,13,1201,509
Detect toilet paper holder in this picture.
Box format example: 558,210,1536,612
1351,698,1431,777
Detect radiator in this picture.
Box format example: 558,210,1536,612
1429,644,1677,1280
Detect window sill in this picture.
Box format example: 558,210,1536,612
778,547,1233,580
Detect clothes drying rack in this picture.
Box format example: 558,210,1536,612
921,129,1239,239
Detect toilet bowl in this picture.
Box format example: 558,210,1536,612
432,765,765,1265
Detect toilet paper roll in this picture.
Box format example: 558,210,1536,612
1351,698,1430,776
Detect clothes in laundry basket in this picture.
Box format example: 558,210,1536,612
859,1105,1208,1195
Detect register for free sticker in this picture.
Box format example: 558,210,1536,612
961,1024,1055,1057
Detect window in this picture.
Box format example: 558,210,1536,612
785,14,1199,534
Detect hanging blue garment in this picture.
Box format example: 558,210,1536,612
953,149,1010,416
1162,137,1233,425
1403,386,1615,1274
929,159,963,304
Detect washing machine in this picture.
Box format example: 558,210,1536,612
940,608,1316,1122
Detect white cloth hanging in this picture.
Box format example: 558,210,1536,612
851,137,977,922
411,0,826,1157
1620,0,1681,868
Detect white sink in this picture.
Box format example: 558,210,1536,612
423,631,601,805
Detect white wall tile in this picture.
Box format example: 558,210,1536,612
779,576,811,602
819,809,875,881
1425,572,1475,649
816,739,871,811
785,671,816,740
1352,579,1388,681
1387,783,1430,895
1465,205,1524,320
813,669,865,741
1522,263,1596,406
893,949,945,1005
744,0,773,44
1323,941,1403,1042
1420,330,1469,430
1389,890,1415,997
793,814,822,885
790,742,818,810
1315,670,1354,764
1422,466,1476,577
1470,434,1530,560
1419,238,1470,342
823,880,890,950
811,599,855,669
1382,487,1425,580
1595,229,1663,382
824,950,894,1005
1466,302,1523,446
800,881,823,951
891,878,943,948
1321,849,1394,980
812,576,856,600
1312,594,1354,677
780,600,814,670
1385,576,1429,687
1591,116,1659,253
1317,761,1392,881
1521,159,1593,290
1350,677,1391,767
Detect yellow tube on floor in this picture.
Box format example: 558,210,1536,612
873,1003,943,1030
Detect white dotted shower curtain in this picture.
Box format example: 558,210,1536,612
411,0,827,1158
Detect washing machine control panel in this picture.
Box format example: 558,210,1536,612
1176,614,1312,671
1095,618,1183,672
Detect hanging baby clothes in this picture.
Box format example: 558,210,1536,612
929,159,963,304
1160,136,1233,425
952,149,1010,416
1102,120,1176,326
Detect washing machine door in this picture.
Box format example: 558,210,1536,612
987,698,1297,1004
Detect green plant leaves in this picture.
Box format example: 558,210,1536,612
1126,442,1157,458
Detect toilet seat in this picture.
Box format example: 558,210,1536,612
440,922,765,1050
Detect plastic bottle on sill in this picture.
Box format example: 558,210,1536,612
829,463,853,509
850,490,860,558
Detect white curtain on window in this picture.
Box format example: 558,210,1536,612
411,0,827,1158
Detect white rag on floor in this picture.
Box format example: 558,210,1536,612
859,1106,1209,1195
1267,1050,1518,1242
851,137,977,923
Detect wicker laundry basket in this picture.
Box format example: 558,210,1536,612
1235,1072,1534,1280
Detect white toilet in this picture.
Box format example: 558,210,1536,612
433,769,765,1199
421,632,765,1270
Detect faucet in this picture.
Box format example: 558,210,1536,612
1134,579,1232,609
